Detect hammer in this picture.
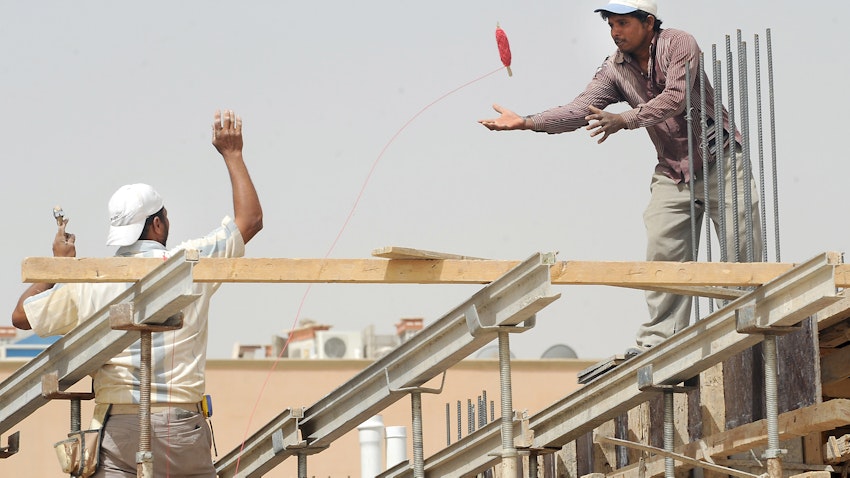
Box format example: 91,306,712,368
53,206,65,226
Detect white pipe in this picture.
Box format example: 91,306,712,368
385,426,408,470
357,415,384,478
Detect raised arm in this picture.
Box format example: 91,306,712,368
212,109,263,244
12,219,76,329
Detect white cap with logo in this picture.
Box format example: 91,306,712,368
106,183,163,246
594,0,657,16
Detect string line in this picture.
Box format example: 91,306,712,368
233,64,507,473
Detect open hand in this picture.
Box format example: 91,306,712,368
585,106,625,143
478,104,526,131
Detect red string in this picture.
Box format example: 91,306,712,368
232,64,507,473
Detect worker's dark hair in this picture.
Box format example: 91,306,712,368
600,10,663,32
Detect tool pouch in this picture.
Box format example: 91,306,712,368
53,404,109,477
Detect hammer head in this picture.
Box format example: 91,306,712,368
53,206,64,226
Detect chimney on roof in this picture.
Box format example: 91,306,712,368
396,317,423,343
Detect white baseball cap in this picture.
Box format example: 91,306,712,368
594,0,658,16
106,183,163,246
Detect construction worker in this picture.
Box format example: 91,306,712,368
479,0,762,357
12,109,263,477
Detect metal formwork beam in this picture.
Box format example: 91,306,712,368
214,252,560,478
529,251,840,449
376,252,841,476
0,250,199,436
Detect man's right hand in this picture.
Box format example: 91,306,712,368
212,109,243,158
478,104,530,131
52,219,76,258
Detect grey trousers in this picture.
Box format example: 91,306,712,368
638,149,763,348
92,408,216,478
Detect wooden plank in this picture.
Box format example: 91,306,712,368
819,321,850,349
699,364,727,478
822,381,850,399
804,432,825,467
371,246,487,260
825,434,850,464
23,257,833,287
607,400,850,478
819,343,850,386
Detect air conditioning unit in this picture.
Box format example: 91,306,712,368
315,331,363,359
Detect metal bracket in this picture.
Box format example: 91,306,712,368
0,431,19,459
735,304,800,335
41,372,95,401
270,408,328,455
109,309,185,332
385,368,447,395
465,304,536,338
637,364,698,393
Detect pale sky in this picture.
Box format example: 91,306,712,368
2,1,845,360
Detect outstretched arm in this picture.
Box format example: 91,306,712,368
12,219,76,329
212,109,263,244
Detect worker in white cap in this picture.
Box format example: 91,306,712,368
479,1,762,358
13,109,263,477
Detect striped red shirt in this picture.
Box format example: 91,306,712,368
528,28,738,184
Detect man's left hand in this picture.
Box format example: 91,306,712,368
585,106,625,144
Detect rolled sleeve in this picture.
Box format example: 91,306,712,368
23,285,80,337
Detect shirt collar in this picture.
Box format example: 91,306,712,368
114,239,166,257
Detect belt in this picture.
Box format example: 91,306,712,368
108,402,202,415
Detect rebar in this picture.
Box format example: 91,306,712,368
767,29,781,261
468,398,473,435
446,402,451,446
737,31,755,262
725,35,741,262
754,33,769,262
712,48,728,263
685,61,701,322
699,52,714,314
457,400,462,442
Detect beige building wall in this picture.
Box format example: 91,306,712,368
0,358,592,477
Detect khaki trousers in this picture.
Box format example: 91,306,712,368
91,408,215,478
638,149,763,348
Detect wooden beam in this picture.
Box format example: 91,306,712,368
22,257,841,288
607,399,850,478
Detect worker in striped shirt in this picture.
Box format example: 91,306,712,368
479,0,762,358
